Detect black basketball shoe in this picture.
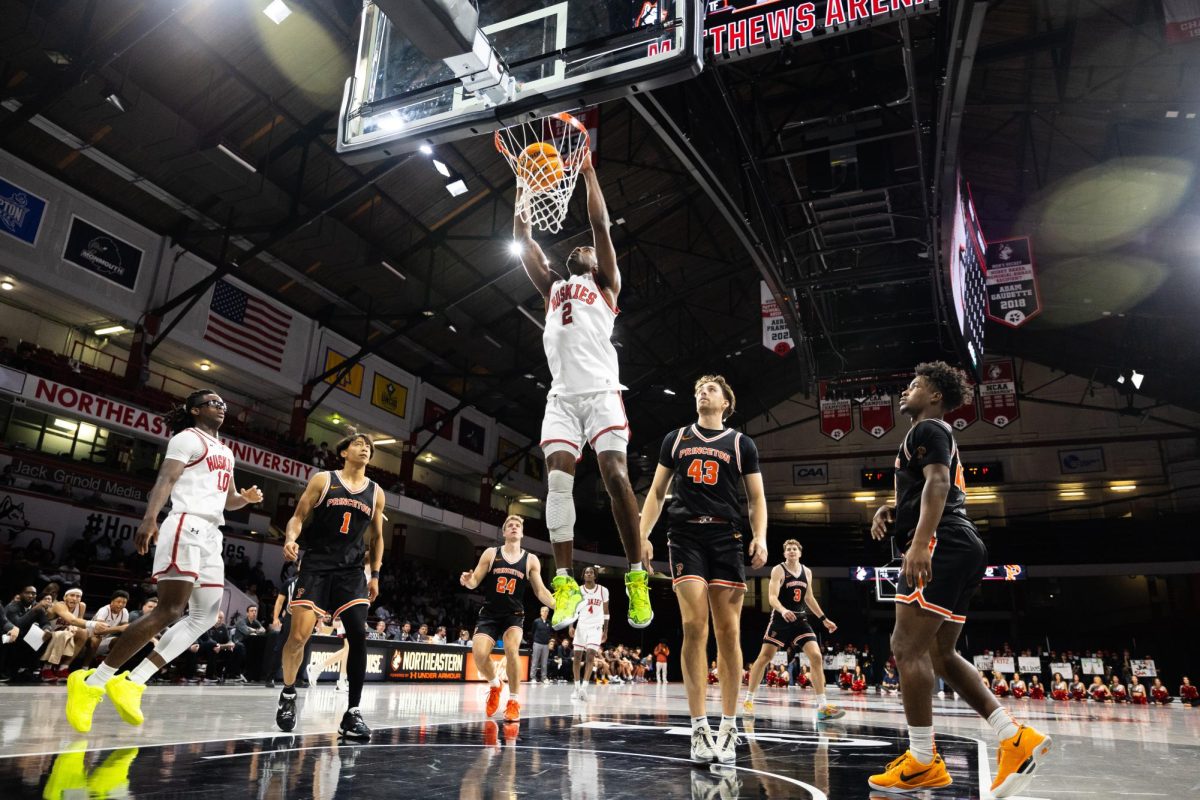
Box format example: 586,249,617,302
338,707,371,741
276,690,297,732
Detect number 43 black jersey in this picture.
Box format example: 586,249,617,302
658,424,760,526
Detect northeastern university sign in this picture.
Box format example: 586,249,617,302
705,0,939,59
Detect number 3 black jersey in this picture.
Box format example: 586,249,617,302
300,471,377,571
779,563,809,614
658,424,760,526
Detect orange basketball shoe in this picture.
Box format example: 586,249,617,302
867,750,952,793
992,725,1053,798
485,685,502,717
504,699,521,722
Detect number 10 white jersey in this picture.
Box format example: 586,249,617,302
543,273,627,397
162,428,235,525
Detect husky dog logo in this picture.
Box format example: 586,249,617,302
997,243,1014,261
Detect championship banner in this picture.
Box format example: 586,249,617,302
760,282,794,356
984,237,1041,327
943,379,978,431
1019,657,1043,674
979,358,1019,428
1163,0,1200,42
993,656,1015,674
859,394,894,439
818,381,853,440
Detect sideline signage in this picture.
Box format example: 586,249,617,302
791,462,829,485
61,215,143,291
1059,447,1105,475
2,454,148,503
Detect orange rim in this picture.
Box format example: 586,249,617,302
495,111,590,164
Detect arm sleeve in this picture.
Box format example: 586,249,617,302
163,430,205,464
911,422,954,467
657,430,678,468
739,434,761,475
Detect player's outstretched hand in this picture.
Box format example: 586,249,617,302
459,571,472,588
823,618,838,634
135,518,158,555
870,505,894,540
748,538,767,569
282,540,300,562
240,485,264,504
580,151,594,174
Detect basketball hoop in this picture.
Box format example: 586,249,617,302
495,111,590,234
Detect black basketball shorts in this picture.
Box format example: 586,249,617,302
895,521,987,623
762,611,817,649
474,609,525,643
667,522,747,590
289,566,368,619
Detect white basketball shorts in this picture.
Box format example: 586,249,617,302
573,621,604,652
540,391,629,459
151,512,225,588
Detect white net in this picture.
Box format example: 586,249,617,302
495,111,590,234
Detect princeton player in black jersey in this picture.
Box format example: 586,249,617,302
867,362,1051,796
460,515,555,722
743,539,844,721
639,375,767,765
276,433,384,740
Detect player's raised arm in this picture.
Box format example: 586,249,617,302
580,154,620,297
526,553,557,609
283,472,330,562
460,547,497,590
514,187,555,299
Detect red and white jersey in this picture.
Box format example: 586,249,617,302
543,273,626,396
576,583,609,626
163,427,235,525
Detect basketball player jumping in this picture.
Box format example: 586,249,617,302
639,375,767,764
276,433,384,740
66,390,263,733
460,515,555,723
868,362,1051,796
743,539,845,721
513,154,652,631
569,565,609,701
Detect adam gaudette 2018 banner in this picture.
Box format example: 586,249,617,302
984,237,1041,327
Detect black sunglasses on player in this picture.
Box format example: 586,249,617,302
196,400,227,410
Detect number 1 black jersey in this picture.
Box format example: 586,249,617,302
300,471,377,571
658,424,760,526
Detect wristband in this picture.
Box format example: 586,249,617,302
370,570,380,579
601,615,610,620
818,615,828,623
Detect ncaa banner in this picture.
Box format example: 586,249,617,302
761,281,794,356
818,381,853,440
859,394,894,439
984,237,1041,327
1163,0,1200,42
943,379,978,431
0,175,48,246
979,358,1019,428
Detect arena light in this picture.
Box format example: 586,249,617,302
432,159,451,178
1059,490,1086,499
445,179,468,197
518,497,539,504
785,500,824,510
381,260,406,281
419,144,433,156
853,493,876,503
199,361,212,371
373,438,397,446
1130,370,1145,389
423,453,434,462
662,388,676,395
508,240,523,256
104,92,126,113
263,0,292,25
1108,482,1137,492
377,112,405,133
966,493,997,502
53,418,78,431
0,279,14,291
217,144,256,173
94,325,128,336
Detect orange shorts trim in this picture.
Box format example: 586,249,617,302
894,587,967,622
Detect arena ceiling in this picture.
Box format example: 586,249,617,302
2,0,1198,469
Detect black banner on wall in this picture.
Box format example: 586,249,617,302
61,216,143,291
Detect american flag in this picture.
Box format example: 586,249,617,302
203,279,292,370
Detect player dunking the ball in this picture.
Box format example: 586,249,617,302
868,361,1052,796
513,153,652,631
460,515,556,722
66,390,262,732
743,539,845,721
639,375,767,764
276,433,384,740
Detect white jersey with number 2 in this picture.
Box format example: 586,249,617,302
543,273,627,396
163,427,235,525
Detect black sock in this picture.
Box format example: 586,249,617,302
282,683,296,695
343,605,368,709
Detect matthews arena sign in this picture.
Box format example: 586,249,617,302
704,0,940,60
1,370,316,485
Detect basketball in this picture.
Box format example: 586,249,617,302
516,142,564,192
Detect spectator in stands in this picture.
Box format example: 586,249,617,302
1071,673,1087,701
851,665,867,693
374,603,392,623
432,625,448,645
398,622,418,642
416,623,430,643
87,590,131,663
1150,677,1172,704
1130,675,1148,704
837,665,852,690
200,611,246,684
530,606,553,683
1028,675,1045,700
367,621,390,641
1011,672,1027,699
234,605,267,642
881,663,899,694
129,597,157,623
1051,673,1069,701
1089,675,1112,702
385,618,404,640
93,536,112,563
314,442,332,468
1180,677,1198,707
653,640,670,684
992,670,1010,698
454,628,470,647
36,588,96,682
1108,674,1127,702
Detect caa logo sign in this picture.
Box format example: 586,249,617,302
792,462,829,486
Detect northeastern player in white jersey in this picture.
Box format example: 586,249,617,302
868,362,1052,796
568,566,609,701
639,375,767,766
65,390,262,733
514,154,652,632
743,539,844,721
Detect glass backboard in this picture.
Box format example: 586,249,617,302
337,1,703,161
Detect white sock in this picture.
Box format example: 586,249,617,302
908,725,936,763
556,568,570,577
815,693,827,707
987,707,1020,742
691,715,709,732
629,562,643,572
85,662,118,688
746,691,755,701
348,706,359,714
720,714,737,730
128,659,159,686
489,676,501,687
